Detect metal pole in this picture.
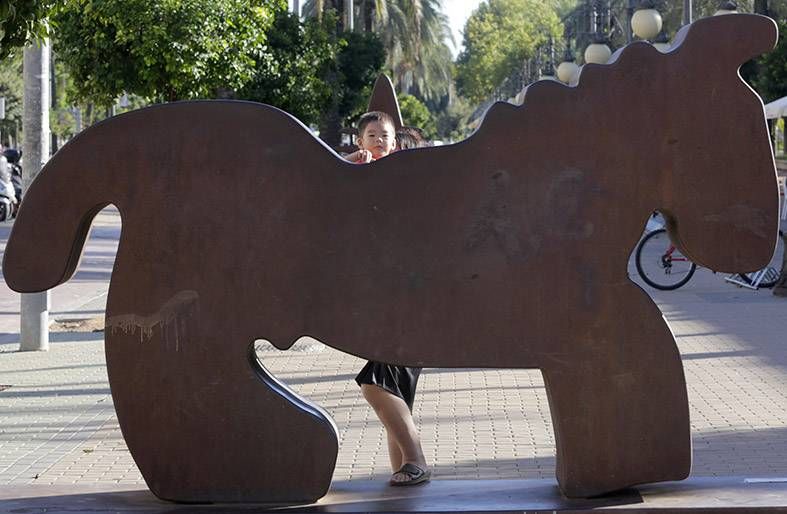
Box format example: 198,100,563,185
50,49,58,154
345,0,354,31
0,96,5,144
683,0,692,25
626,0,635,44
20,38,51,352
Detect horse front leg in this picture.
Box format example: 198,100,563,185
541,286,691,498
105,295,338,504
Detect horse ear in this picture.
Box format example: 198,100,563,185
672,14,778,68
367,75,404,131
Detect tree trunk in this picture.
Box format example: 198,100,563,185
20,39,52,352
85,102,93,127
319,106,343,149
344,0,354,32
319,64,343,148
362,0,374,32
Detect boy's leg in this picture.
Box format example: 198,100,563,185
360,384,426,481
387,432,402,471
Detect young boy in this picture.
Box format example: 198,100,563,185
346,112,430,486
344,111,397,163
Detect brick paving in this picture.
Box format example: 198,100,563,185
0,207,786,491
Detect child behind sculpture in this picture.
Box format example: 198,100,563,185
344,113,431,486
344,111,397,164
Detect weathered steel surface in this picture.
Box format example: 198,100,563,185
2,14,779,504
367,74,403,129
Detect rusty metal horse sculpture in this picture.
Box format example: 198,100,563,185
3,14,780,504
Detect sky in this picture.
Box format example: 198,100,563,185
445,0,483,57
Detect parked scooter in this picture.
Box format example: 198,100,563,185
2,148,22,204
0,148,20,221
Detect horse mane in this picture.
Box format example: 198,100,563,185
472,41,663,140
472,13,776,139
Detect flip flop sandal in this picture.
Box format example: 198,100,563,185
389,463,431,486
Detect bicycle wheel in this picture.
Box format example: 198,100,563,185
635,229,697,290
736,230,785,288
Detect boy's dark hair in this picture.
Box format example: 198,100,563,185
396,126,430,150
357,111,396,136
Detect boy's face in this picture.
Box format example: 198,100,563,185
357,120,396,160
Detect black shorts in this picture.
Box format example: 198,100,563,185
355,361,422,411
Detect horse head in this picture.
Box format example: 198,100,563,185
646,14,778,272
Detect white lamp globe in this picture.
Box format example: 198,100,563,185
557,61,580,83
632,8,663,40
653,41,671,53
568,65,582,85
585,43,612,65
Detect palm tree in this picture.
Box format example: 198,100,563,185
303,0,453,102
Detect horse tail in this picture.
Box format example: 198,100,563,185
2,115,133,293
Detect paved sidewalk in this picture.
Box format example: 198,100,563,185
0,208,118,346
1,207,787,492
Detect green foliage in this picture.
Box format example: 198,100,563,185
337,30,386,120
398,94,436,139
375,0,454,102
50,0,284,107
239,8,383,131
643,1,785,104
548,0,580,18
750,18,787,103
455,0,563,103
238,10,337,126
0,0,57,60
303,0,454,104
0,51,23,145
435,95,474,142
49,55,75,142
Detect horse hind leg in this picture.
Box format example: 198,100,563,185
541,292,691,498
105,311,338,503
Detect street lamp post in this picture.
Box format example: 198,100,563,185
684,0,693,25
540,38,557,80
557,46,579,84
584,0,612,64
556,11,579,84
626,0,636,44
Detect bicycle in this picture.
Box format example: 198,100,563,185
634,228,697,290
634,224,785,291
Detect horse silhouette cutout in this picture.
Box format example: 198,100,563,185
3,13,780,504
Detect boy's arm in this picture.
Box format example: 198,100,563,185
343,150,373,164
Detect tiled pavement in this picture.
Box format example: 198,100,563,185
1,208,786,491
